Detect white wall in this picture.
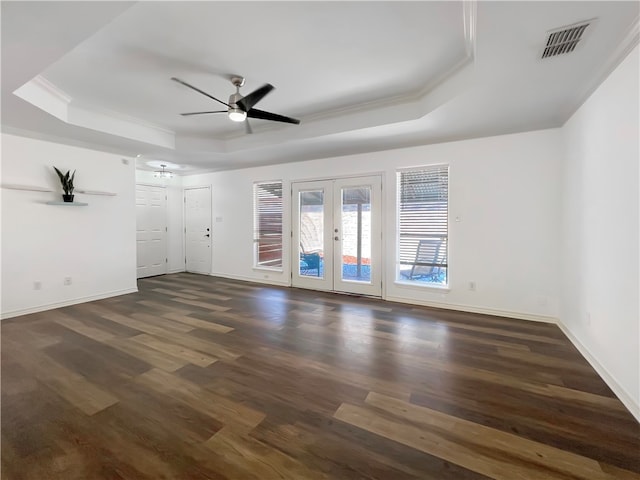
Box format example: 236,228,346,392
1,133,137,318
182,128,563,321
135,170,185,274
560,45,639,418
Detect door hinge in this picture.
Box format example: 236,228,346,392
166,258,168,263
165,227,168,232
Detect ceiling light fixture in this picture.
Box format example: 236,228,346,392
154,164,174,178
228,107,247,122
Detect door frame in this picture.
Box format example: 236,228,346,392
183,185,212,274
290,173,384,297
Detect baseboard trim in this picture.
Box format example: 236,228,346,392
385,295,557,324
556,320,640,422
0,287,139,320
209,272,291,288
167,268,186,274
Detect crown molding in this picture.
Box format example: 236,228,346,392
562,15,640,123
29,75,72,104
13,75,71,121
13,75,175,149
463,0,477,58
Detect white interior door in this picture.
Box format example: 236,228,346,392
184,187,212,274
292,176,382,296
136,184,167,278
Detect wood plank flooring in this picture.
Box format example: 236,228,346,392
2,273,638,479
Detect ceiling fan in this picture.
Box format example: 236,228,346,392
171,76,300,134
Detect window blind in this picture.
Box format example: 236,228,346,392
397,166,449,284
253,181,283,268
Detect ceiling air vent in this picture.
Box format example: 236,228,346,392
542,20,591,59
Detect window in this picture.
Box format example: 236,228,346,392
253,181,283,269
397,166,449,285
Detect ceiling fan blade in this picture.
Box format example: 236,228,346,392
180,110,227,116
171,77,230,108
245,119,253,134
236,84,274,111
247,108,300,125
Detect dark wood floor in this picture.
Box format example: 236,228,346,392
2,273,638,479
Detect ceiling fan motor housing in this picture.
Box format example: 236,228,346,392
228,92,244,110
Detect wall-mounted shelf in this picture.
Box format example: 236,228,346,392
1,184,116,196
1,184,53,192
46,201,88,206
75,189,117,196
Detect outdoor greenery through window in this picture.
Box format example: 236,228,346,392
397,165,448,285
253,181,283,269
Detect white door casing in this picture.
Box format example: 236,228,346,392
292,176,382,296
136,184,167,279
184,186,212,274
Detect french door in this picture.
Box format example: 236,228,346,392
292,176,382,296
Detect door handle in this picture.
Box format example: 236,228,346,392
205,234,210,237
334,236,339,241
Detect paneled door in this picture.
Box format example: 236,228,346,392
184,187,212,274
136,184,167,278
292,176,382,296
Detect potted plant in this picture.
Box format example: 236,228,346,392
53,167,76,202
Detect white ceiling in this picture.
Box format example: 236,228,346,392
2,1,638,174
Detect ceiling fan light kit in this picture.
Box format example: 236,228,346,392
228,108,247,122
172,75,300,133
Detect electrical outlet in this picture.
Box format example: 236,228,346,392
33,281,42,290
64,277,72,286
468,281,476,291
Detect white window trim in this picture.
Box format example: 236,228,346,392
253,180,284,271
396,164,450,288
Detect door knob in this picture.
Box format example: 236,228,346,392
334,236,339,241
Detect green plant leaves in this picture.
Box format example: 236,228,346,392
53,167,75,195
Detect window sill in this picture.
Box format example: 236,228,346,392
394,280,450,293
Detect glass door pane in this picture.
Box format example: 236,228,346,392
299,190,324,278
340,186,371,283
333,176,381,297
292,176,380,297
